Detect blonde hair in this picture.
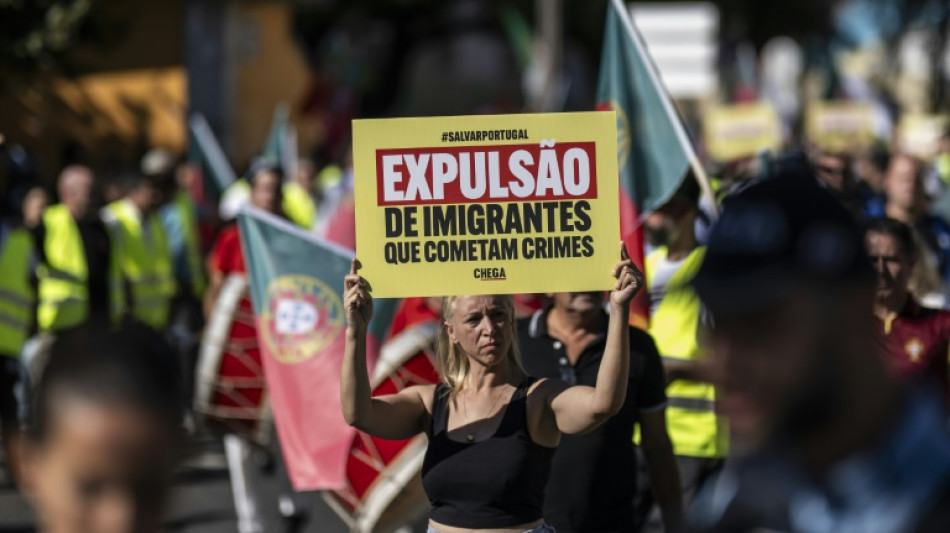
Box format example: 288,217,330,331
436,295,526,399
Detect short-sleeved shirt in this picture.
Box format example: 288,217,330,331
875,298,950,399
517,307,667,533
209,224,245,276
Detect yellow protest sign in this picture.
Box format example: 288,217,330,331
805,101,875,153
704,102,782,162
352,112,620,298
898,114,949,159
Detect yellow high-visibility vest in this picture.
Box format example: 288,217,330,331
37,205,125,331
105,200,175,329
0,229,35,355
173,191,207,296
646,246,728,458
282,182,316,229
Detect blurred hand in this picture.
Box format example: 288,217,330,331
344,259,373,330
610,243,644,308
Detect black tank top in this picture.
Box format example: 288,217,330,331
422,379,556,529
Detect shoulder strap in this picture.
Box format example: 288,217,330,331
511,377,536,402
430,383,449,435
500,378,537,434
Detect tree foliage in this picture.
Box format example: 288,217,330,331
0,0,94,73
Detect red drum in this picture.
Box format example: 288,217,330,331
324,321,441,533
195,274,271,445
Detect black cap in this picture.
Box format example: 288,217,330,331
693,156,873,315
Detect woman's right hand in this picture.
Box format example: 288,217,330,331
344,258,373,330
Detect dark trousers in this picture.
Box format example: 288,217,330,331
167,287,203,410
0,358,19,436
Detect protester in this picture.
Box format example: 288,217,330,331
866,217,950,399
203,158,300,533
151,151,207,303
0,187,46,484
342,244,642,533
282,157,318,230
871,153,950,299
929,130,950,223
853,145,889,214
7,166,127,440
205,159,282,317
102,172,175,331
19,320,184,533
639,178,726,532
21,187,48,230
32,166,123,329
811,149,864,218
688,157,950,532
218,157,313,229
145,150,207,411
518,292,683,533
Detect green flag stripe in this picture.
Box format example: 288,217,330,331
237,207,399,342
595,1,690,214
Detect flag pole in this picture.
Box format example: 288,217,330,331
609,0,719,217
189,113,237,190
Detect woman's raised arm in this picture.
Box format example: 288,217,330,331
340,259,431,440
545,244,642,434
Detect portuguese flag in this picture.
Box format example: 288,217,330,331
595,0,696,327
238,207,397,490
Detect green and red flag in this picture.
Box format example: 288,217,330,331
237,207,397,490
595,0,698,327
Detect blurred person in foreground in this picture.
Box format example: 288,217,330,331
19,320,183,533
102,170,175,332
870,153,950,302
638,178,726,533
866,217,950,400
688,155,950,533
518,291,683,532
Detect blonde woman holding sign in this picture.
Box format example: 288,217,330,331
341,245,642,533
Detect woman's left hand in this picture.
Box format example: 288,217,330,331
610,242,644,307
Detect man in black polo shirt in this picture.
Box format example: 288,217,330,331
519,292,684,533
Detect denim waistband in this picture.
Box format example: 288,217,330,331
427,523,554,533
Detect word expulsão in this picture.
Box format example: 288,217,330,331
383,235,595,265
385,201,591,238
376,141,598,205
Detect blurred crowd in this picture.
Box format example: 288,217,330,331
1,112,950,532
